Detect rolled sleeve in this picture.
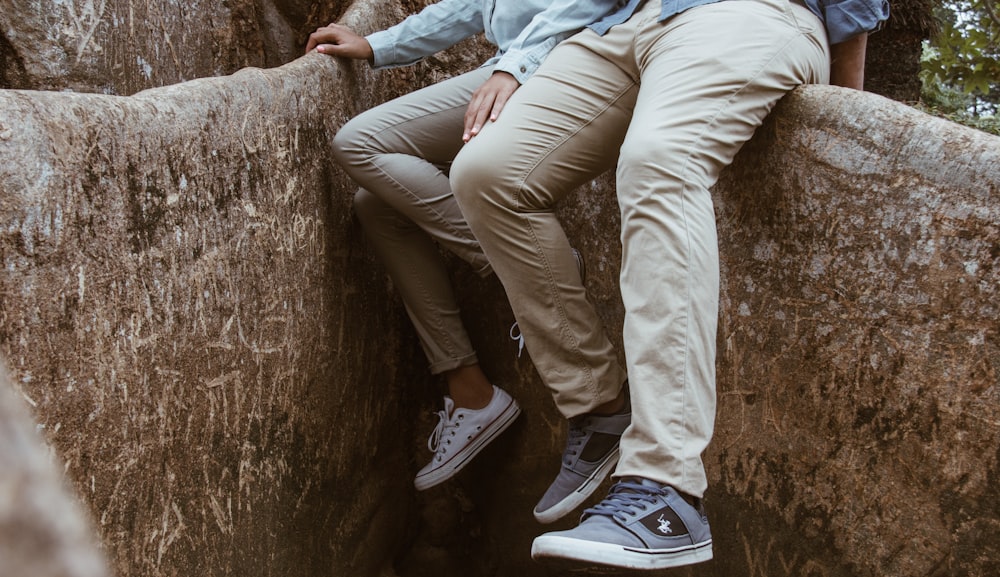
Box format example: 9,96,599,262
365,0,484,69
822,0,891,44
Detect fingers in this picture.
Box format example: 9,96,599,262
305,23,351,55
463,72,520,142
305,25,328,54
488,90,510,122
306,25,336,54
463,91,493,142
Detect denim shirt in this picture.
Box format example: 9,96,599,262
591,0,890,44
367,0,889,84
366,0,619,83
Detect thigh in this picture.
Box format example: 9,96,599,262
458,31,638,210
621,0,830,191
336,66,493,166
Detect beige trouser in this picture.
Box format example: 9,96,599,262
334,67,495,374
451,0,830,497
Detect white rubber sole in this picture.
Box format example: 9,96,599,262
413,400,521,491
531,534,713,570
532,447,620,524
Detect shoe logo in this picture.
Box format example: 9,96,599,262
640,506,688,537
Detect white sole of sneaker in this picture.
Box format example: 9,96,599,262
532,447,620,524
531,534,713,570
413,400,521,491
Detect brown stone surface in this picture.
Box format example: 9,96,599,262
1,5,998,577
0,51,421,577
709,88,1000,577
0,0,356,94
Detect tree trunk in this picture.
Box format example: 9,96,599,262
864,0,936,102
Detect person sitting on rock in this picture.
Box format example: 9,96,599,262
448,0,888,569
304,0,629,514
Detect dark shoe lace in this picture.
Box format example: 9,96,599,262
562,416,590,466
583,479,664,523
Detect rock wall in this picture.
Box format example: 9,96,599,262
0,48,422,577
709,88,999,577
0,0,358,94
1,7,998,577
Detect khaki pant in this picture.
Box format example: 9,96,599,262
451,0,830,497
334,67,495,374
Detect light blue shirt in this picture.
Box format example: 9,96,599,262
366,0,619,83
366,0,890,84
592,0,890,45
802,0,891,44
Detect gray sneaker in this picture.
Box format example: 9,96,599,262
531,478,713,570
533,400,630,523
414,386,521,491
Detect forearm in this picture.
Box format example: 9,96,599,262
366,0,482,68
829,32,868,90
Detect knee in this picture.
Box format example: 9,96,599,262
449,143,490,201
450,140,508,221
618,132,713,191
351,188,383,228
332,116,370,169
619,132,672,173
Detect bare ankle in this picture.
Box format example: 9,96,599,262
445,364,494,411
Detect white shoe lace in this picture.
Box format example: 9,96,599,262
509,321,525,358
427,409,463,462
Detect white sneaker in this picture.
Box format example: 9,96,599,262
414,385,521,490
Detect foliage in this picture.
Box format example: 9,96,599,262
920,0,1000,133
915,101,1000,134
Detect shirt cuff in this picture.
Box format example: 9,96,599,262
824,0,890,44
365,30,397,69
493,49,543,84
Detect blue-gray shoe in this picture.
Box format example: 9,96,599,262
531,478,713,570
533,403,630,524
